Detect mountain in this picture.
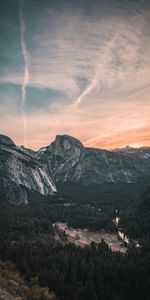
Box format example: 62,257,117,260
0,135,56,205
34,135,150,185
1,133,150,205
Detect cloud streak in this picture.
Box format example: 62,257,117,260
0,0,150,149
19,0,29,146
73,38,116,109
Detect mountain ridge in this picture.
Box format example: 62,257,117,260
34,134,150,185
1,133,150,205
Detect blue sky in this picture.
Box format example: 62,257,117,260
0,0,150,149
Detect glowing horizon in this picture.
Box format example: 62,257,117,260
9,126,150,151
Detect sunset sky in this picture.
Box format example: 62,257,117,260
0,0,150,150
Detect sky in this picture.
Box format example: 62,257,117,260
0,0,150,150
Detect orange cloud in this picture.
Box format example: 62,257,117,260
86,127,150,150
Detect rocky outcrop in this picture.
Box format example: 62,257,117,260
0,287,22,300
0,134,15,146
0,260,57,300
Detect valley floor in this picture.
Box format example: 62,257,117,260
53,222,126,252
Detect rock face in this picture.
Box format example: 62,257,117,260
35,135,150,185
0,136,57,205
0,287,23,300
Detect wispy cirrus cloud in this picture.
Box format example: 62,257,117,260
0,0,150,148
1,1,150,97
19,0,30,146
